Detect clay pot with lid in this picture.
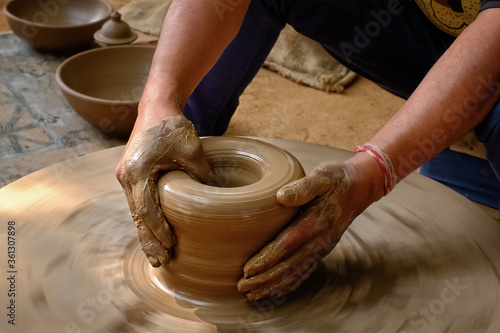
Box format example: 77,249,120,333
94,11,138,46
157,137,305,300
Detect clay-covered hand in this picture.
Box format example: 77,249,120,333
116,115,213,268
237,160,375,301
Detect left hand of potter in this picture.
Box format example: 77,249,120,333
237,160,378,301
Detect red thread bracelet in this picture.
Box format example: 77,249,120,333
354,144,397,195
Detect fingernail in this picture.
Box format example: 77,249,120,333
277,186,294,201
161,233,176,248
245,260,264,277
277,184,305,206
148,255,160,268
246,292,257,302
236,278,248,292
158,249,171,266
244,256,264,277
164,250,172,265
244,243,277,276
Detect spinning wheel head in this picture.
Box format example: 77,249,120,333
1,138,499,332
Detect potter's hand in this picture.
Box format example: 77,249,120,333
116,115,213,267
238,160,378,301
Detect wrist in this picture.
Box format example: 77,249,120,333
138,84,184,120
139,66,192,112
354,143,397,196
128,88,186,139
344,151,386,206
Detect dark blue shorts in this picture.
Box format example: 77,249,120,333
183,0,500,182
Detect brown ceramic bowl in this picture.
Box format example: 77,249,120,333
56,45,155,138
3,0,112,50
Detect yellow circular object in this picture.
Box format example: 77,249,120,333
415,0,481,36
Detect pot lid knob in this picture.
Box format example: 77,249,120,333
94,11,138,46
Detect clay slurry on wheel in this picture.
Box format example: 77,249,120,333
2,139,500,332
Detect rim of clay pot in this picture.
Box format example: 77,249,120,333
3,0,112,29
159,136,306,214
55,45,155,105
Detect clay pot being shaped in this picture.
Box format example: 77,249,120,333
157,137,305,300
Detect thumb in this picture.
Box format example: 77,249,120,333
174,133,214,185
183,157,214,185
277,173,333,207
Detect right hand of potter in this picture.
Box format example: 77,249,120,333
116,114,213,267
238,154,385,301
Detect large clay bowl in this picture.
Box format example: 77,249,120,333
56,45,155,139
157,137,305,299
3,0,112,50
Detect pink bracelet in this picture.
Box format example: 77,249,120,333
354,143,397,195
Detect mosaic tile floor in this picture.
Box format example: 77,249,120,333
0,33,124,188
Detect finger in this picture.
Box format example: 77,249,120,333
119,176,172,267
238,241,322,299
179,150,214,186
136,222,171,266
119,152,176,251
277,173,332,207
157,116,214,185
243,211,321,277
245,262,318,302
136,223,159,267
132,178,176,249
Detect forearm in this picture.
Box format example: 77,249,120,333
140,0,251,120
369,8,500,181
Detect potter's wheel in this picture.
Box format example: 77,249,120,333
1,138,500,332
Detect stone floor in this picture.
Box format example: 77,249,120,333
0,33,123,187
0,0,498,219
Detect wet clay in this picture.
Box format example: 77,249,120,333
1,138,500,332
238,162,352,301
156,137,305,299
118,115,213,267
